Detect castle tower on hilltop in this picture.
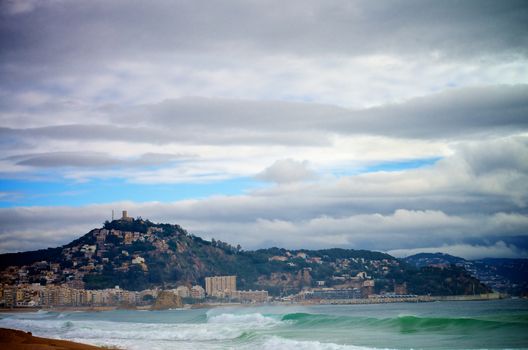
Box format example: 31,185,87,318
121,210,133,221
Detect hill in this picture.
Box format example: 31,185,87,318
404,253,528,296
0,218,491,296
403,252,467,268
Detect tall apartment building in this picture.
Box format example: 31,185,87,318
205,275,236,296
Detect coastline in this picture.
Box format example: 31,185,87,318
0,327,115,350
0,292,513,313
0,306,119,313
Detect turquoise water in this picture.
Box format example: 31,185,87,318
1,299,527,349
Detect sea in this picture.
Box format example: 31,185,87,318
1,299,527,350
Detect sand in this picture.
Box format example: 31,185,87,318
0,328,113,350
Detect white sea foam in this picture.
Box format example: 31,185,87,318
1,319,242,341
0,312,280,344
4,309,55,319
207,312,281,326
258,336,390,350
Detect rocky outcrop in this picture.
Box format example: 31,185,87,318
151,291,183,310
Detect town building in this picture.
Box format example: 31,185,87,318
229,290,268,303
175,286,190,298
394,282,408,295
191,285,205,299
304,288,362,300
205,275,236,296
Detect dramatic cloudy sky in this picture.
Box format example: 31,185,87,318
1,0,527,259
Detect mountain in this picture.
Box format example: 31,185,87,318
472,258,528,296
403,252,467,268
0,218,491,296
404,253,528,296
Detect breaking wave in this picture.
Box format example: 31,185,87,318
281,312,528,333
207,312,281,326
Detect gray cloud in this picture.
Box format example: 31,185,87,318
2,85,526,151
9,152,118,168
92,84,528,139
256,159,317,183
338,85,528,138
3,151,188,168
1,0,526,64
0,123,331,147
0,0,526,114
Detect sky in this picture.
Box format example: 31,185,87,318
1,0,527,259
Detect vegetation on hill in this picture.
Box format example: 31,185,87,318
0,247,63,270
403,252,466,268
386,265,490,295
403,252,526,296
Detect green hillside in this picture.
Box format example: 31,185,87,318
0,218,491,296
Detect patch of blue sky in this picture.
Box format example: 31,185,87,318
362,157,441,173
0,177,266,207
331,157,441,177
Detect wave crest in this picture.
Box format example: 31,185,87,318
281,312,527,333
207,312,280,326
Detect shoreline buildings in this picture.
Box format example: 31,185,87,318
0,275,268,308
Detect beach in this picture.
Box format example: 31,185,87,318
0,327,110,350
